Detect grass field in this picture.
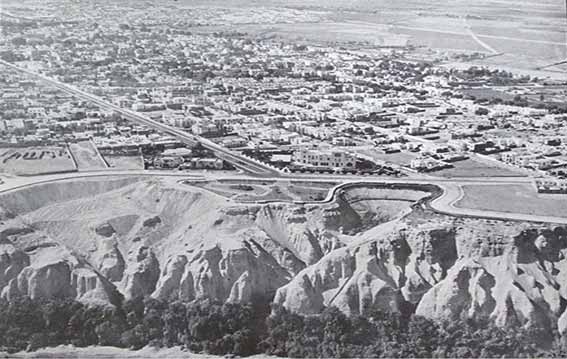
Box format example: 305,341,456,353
69,141,107,170
456,184,567,218
0,146,77,175
433,157,526,178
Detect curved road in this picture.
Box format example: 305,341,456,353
0,59,563,222
4,168,556,223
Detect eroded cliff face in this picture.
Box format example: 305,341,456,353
275,209,567,339
416,226,567,331
273,219,458,316
1,177,567,339
0,178,371,308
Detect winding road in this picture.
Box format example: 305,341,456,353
1,59,564,224
1,168,566,224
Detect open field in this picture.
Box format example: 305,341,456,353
236,185,295,202
0,146,77,175
104,155,144,170
204,182,269,197
460,88,515,102
359,149,419,166
229,0,566,75
287,184,333,201
232,21,410,46
188,179,336,202
456,183,567,217
350,199,416,222
394,27,487,53
433,157,527,178
68,141,107,170
342,185,431,203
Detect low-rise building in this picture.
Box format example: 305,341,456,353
293,148,356,169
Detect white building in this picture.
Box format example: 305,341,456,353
294,148,356,169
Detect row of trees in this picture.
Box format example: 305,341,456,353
0,296,566,358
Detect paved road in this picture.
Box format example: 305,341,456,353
0,59,281,177
170,173,567,224
1,168,564,223
1,59,564,223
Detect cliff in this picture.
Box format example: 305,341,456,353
1,176,566,340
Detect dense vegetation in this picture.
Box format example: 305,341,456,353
0,296,566,357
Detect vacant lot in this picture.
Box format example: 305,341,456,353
235,181,335,202
69,141,107,170
343,185,430,203
237,185,295,202
456,184,567,218
0,146,77,175
104,155,144,170
394,27,486,53
288,185,331,201
433,158,526,178
460,88,515,102
359,149,419,166
236,21,410,46
189,180,336,202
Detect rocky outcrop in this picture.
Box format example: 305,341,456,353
274,223,458,316
273,219,567,341
152,241,291,303
274,240,401,316
0,243,30,290
401,227,457,303
152,255,191,301
415,227,567,335
121,245,160,299
0,238,120,305
3,261,75,300
93,238,125,282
